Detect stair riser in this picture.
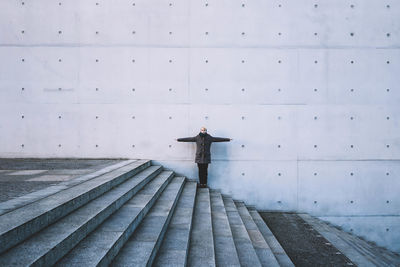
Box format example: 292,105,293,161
0,161,151,254
31,165,161,267
96,172,176,267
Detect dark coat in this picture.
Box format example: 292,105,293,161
177,133,230,164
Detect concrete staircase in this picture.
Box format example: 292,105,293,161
0,159,398,266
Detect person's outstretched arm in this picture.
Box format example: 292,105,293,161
176,136,196,142
211,137,231,142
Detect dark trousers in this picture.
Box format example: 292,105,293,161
197,163,209,185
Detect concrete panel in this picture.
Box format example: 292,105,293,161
298,160,400,216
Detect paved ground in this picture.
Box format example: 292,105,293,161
0,159,123,203
260,212,355,267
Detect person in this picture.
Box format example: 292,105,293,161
175,127,232,188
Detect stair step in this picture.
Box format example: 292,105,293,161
317,218,400,265
0,159,150,254
247,207,294,267
210,190,240,267
318,221,392,266
301,214,400,267
188,188,216,267
0,164,161,266
56,172,179,266
222,196,262,267
110,176,185,266
235,201,280,267
299,213,377,267
0,160,138,216
153,181,197,267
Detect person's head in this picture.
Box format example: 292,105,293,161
200,127,207,134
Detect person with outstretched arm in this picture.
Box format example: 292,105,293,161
175,127,232,188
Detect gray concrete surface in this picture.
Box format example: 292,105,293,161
1,1,400,254
0,158,124,203
0,163,160,266
210,190,240,267
154,181,197,267
111,176,184,267
188,188,216,267
223,196,261,267
235,201,280,267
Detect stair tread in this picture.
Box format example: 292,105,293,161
299,214,380,267
235,201,280,267
248,208,294,267
302,214,400,266
0,159,150,254
110,176,185,266
153,181,197,267
0,165,161,266
210,191,241,267
188,188,216,267
318,218,400,264
0,160,138,216
223,196,262,267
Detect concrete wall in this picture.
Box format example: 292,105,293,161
0,0,399,252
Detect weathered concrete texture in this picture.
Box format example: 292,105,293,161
210,190,240,267
153,181,197,267
299,213,400,267
235,201,280,267
188,188,216,267
0,161,157,265
223,196,261,267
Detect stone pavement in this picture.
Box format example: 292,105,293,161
0,158,125,214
